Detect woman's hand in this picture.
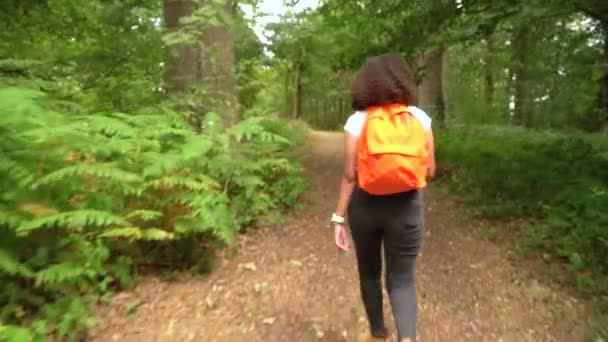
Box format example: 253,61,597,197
334,223,350,252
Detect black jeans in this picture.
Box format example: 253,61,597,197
347,185,424,341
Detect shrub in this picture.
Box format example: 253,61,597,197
0,86,308,340
435,126,608,298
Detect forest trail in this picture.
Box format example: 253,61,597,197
89,130,588,342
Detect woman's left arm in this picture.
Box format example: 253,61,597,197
332,131,358,252
333,132,358,217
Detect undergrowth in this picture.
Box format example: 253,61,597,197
0,85,308,341
435,125,608,338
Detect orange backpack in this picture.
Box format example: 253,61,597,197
357,104,429,195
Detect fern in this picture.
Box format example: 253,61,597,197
146,175,220,192
83,115,138,137
0,211,21,229
34,262,87,286
0,325,34,342
103,137,160,155
179,137,216,158
0,250,34,277
229,117,291,145
142,153,190,178
19,125,93,147
32,164,141,189
17,210,128,236
125,210,163,222
99,227,174,241
0,81,307,339
0,156,34,189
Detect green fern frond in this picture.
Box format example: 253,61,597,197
140,228,174,241
157,192,197,207
209,208,235,243
147,175,220,192
103,138,160,155
125,210,162,222
32,164,141,189
0,156,34,188
0,210,22,229
0,250,34,277
0,324,34,342
179,136,215,159
18,123,92,146
17,210,128,236
228,118,291,145
35,262,86,286
142,154,186,178
0,86,45,115
173,216,207,235
98,227,142,239
181,195,235,242
201,112,223,135
99,227,174,241
83,115,137,137
0,58,42,70
141,127,193,139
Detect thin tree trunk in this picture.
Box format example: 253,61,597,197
599,22,608,132
418,45,446,126
284,63,291,117
292,58,303,120
512,27,531,127
483,34,496,105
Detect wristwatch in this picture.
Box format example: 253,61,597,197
330,213,345,225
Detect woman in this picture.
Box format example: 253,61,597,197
330,54,436,342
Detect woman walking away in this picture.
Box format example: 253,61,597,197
330,54,436,342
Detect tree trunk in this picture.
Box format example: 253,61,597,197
418,45,446,126
599,21,608,132
284,63,291,117
483,34,496,105
199,0,239,129
162,0,198,93
512,27,531,127
163,0,238,130
292,58,303,120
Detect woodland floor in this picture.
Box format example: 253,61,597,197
89,130,590,342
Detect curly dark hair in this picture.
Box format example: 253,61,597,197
351,54,418,111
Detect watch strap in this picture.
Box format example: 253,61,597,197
330,213,345,224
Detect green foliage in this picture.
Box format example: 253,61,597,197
0,0,307,340
0,85,307,339
436,126,608,306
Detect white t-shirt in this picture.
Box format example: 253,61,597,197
344,106,432,136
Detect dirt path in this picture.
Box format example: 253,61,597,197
89,130,588,342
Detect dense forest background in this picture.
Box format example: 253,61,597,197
1,0,607,340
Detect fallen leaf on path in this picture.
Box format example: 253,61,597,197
253,282,267,293
239,262,257,271
262,317,276,325
205,297,218,310
526,280,551,300
289,259,303,267
165,318,175,336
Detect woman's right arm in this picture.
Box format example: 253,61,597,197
427,128,436,179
